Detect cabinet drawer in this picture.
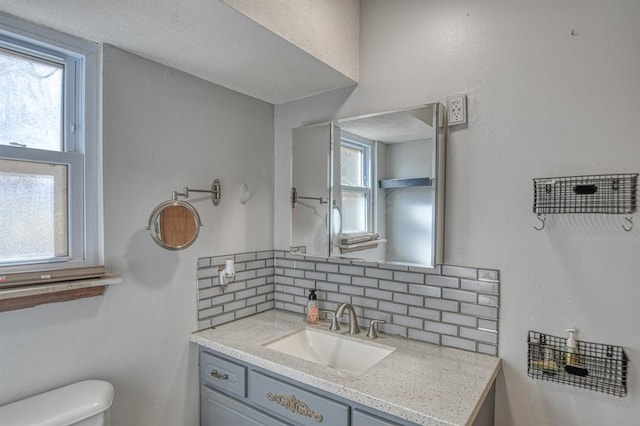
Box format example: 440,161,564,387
201,385,290,426
353,409,405,426
248,371,348,426
200,349,247,398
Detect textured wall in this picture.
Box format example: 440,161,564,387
274,1,640,425
0,46,274,426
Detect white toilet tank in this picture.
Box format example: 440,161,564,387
0,380,114,426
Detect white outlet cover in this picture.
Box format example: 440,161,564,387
447,94,467,126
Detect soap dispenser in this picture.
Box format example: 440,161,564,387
564,328,579,365
306,289,319,325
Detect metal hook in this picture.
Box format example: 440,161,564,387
533,214,546,231
622,216,633,232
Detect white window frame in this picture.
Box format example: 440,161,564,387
0,13,102,275
340,132,374,235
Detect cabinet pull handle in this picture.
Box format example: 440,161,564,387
210,369,229,380
266,392,323,422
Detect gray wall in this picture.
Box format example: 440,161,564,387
274,1,640,425
0,46,274,426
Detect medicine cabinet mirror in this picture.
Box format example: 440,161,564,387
291,103,446,268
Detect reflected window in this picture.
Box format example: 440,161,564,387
340,134,373,234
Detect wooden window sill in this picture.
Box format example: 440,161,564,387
0,276,121,313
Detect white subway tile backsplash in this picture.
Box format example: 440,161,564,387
408,306,441,321
380,323,407,337
379,280,408,293
351,296,378,309
198,258,211,268
408,329,440,345
339,265,365,276
294,260,315,270
477,343,498,356
441,335,476,352
393,293,424,306
339,285,365,296
408,284,441,298
478,269,499,282
442,288,478,303
425,297,459,312
441,265,478,280
425,320,458,336
459,327,498,344
352,276,378,287
478,294,499,307
393,314,423,329
393,271,425,284
365,288,393,300
365,268,394,280
442,312,477,328
198,251,500,355
363,309,391,322
478,319,498,332
256,250,275,260
379,301,408,314
460,279,499,294
257,301,275,312
235,252,257,262
460,303,498,319
316,263,339,273
304,271,326,281
327,273,351,284
424,275,460,288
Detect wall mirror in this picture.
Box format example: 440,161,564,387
291,103,446,268
147,179,221,250
148,200,202,250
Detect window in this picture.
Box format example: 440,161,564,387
340,134,374,235
0,15,101,280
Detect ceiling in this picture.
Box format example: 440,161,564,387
0,0,356,104
338,107,435,144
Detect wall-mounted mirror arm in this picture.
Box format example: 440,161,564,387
172,179,222,206
291,187,329,208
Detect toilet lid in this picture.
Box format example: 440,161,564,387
0,380,114,426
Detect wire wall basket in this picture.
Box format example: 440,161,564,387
527,331,628,397
533,174,638,215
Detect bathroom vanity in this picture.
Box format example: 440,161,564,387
191,310,500,426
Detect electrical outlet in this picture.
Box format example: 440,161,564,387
447,94,467,126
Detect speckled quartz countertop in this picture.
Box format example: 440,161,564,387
190,310,501,426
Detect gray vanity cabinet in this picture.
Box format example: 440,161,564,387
199,348,417,426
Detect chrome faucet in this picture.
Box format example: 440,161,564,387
331,303,361,335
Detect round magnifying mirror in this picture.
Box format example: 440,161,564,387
148,200,202,250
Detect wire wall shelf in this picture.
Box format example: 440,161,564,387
527,331,628,397
532,174,638,231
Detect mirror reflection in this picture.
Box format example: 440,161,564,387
148,200,202,250
291,103,446,268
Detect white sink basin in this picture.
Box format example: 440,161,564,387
263,328,395,376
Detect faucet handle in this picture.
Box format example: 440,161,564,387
367,320,386,339
320,310,340,331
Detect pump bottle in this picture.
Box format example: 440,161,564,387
565,328,579,365
306,289,319,325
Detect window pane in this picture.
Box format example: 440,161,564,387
341,144,363,186
342,191,367,233
0,159,68,263
0,48,63,151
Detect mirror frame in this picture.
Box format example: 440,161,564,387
147,199,202,251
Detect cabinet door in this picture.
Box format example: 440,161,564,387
353,409,405,426
201,386,290,426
